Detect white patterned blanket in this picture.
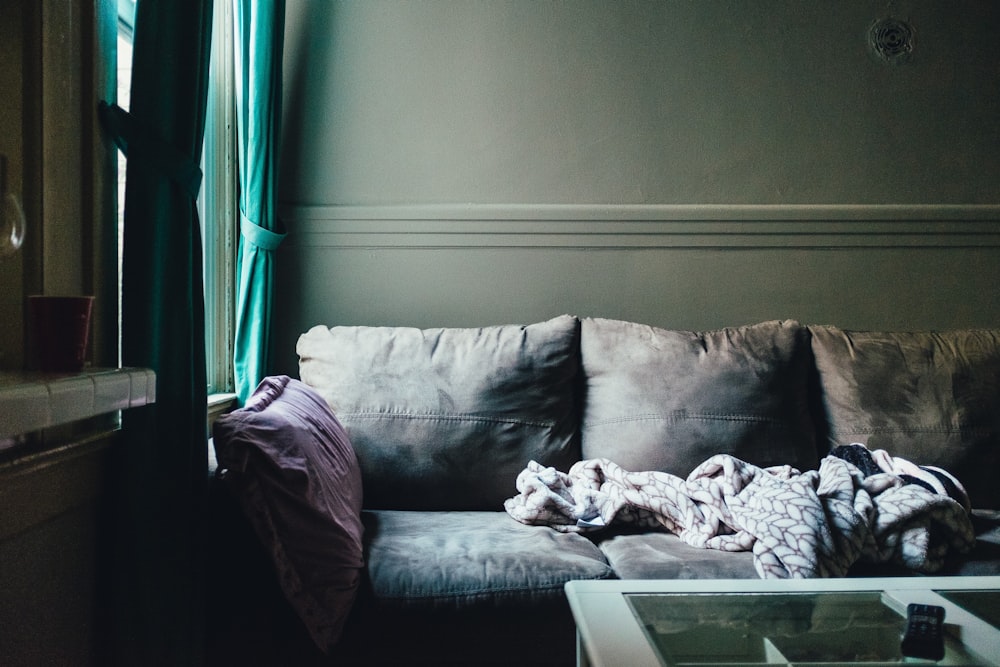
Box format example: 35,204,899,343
503,448,976,579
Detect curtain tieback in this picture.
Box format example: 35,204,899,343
98,101,203,199
240,212,286,251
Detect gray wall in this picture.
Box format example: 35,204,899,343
0,0,27,370
272,0,1000,375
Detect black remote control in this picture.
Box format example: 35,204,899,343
901,603,945,661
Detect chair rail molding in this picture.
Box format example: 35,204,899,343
278,203,1000,249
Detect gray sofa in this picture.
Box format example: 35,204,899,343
208,315,1000,666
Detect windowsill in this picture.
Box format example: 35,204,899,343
206,392,237,474
0,367,156,442
208,391,238,430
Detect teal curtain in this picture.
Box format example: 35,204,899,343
233,0,287,404
99,0,212,664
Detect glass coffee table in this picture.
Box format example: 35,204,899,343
565,576,1000,666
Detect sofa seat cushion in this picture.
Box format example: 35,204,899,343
362,510,615,610
810,326,1000,509
297,315,582,510
598,523,1000,580
949,510,1000,575
580,318,819,476
597,531,759,579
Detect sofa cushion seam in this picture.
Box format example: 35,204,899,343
833,425,995,435
341,411,559,429
584,413,802,427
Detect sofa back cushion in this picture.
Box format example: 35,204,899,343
297,315,582,510
580,318,819,475
810,325,1000,508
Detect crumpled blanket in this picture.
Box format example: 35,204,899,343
503,446,976,579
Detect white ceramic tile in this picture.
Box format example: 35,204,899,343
92,370,132,414
46,375,96,425
145,368,156,404
127,367,157,407
0,381,52,438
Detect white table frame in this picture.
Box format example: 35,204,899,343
565,576,1000,667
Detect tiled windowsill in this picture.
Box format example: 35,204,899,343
0,367,156,442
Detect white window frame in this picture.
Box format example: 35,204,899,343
201,0,238,399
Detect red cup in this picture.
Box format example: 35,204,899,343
28,295,95,372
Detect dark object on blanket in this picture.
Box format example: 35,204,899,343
830,444,883,477
831,443,972,513
212,375,364,652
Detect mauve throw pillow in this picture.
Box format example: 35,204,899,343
212,375,364,652
580,318,818,475
810,326,1000,508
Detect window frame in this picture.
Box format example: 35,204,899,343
200,0,238,398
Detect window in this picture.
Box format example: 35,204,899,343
115,0,237,399
115,0,132,335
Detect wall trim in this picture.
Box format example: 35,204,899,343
278,203,1000,249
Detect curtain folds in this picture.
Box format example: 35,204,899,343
101,0,213,664
233,0,287,404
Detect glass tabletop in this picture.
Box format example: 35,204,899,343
626,590,988,665
938,589,1000,630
